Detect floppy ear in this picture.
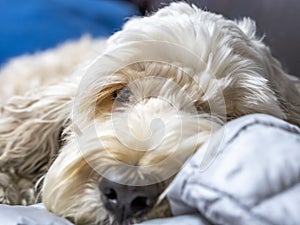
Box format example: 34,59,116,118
263,51,300,126
236,17,258,40
0,81,75,204
236,18,300,126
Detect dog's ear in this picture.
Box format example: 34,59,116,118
0,81,75,204
236,17,258,40
236,17,300,126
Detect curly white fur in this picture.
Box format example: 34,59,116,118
0,3,299,225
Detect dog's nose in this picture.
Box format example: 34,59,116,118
99,178,161,222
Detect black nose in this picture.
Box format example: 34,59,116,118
99,178,161,222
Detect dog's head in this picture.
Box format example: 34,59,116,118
42,3,286,225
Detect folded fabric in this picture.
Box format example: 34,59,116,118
167,114,300,225
0,204,72,225
137,214,211,225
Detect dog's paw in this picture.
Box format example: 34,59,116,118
0,171,20,204
0,170,36,205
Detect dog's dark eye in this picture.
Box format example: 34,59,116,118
113,87,132,103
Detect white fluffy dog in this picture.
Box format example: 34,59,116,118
0,3,300,225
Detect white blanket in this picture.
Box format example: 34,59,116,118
166,114,300,225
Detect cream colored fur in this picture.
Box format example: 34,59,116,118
0,3,299,225
0,36,106,205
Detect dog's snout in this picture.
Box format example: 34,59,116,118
99,178,160,222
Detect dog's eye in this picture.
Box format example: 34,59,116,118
113,87,132,103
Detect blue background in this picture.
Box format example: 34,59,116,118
0,0,139,66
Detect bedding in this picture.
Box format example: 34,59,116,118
1,113,299,225
166,113,300,225
0,204,72,225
